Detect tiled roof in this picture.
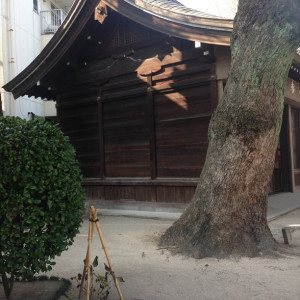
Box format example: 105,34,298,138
125,0,228,20
160,0,184,5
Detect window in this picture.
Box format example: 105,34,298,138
51,3,62,26
33,0,38,12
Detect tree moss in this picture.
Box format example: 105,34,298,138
209,108,275,145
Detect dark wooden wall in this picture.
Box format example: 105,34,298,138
56,11,219,203
57,86,100,177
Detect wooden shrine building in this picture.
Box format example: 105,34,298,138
4,0,300,204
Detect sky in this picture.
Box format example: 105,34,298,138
177,0,237,18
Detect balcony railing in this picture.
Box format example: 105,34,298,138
41,9,67,34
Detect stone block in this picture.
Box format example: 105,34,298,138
282,225,300,246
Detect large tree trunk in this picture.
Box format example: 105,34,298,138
161,0,300,257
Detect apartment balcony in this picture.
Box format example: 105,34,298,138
41,9,67,34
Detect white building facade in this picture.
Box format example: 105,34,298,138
0,0,73,119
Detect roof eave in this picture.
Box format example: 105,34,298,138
3,0,234,100
3,0,100,99
103,0,233,45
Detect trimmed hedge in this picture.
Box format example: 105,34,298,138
0,117,85,279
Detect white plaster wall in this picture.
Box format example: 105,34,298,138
13,0,41,73
0,0,43,118
41,33,53,49
1,0,15,116
44,100,57,116
0,0,70,118
16,96,44,119
0,1,4,114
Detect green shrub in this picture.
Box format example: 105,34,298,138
0,117,85,297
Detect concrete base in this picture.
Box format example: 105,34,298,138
85,191,300,221
282,225,300,246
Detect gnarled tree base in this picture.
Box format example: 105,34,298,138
160,200,278,258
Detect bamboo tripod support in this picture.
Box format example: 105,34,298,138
79,206,124,300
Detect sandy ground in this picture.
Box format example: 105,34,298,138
36,208,300,300
2,209,299,300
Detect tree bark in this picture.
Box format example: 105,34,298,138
161,0,300,257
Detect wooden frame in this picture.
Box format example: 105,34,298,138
287,104,296,192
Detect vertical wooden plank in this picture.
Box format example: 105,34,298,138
217,80,224,103
97,88,105,179
210,80,218,113
287,104,295,192
150,186,156,203
147,75,157,183
209,62,218,112
296,110,300,169
279,106,291,192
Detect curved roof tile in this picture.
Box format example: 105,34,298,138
103,0,233,36
123,0,228,19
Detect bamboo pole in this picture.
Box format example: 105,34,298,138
79,220,94,299
86,209,93,300
78,265,85,297
78,254,87,298
91,206,125,300
79,208,97,300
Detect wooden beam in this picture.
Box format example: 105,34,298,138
95,1,108,24
97,88,105,179
56,95,97,108
217,80,224,103
99,74,212,102
147,75,157,181
287,104,295,192
210,80,218,113
77,47,207,85
152,64,211,82
82,177,199,186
